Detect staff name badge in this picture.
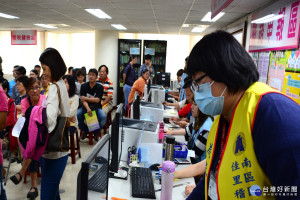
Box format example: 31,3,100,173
208,174,218,200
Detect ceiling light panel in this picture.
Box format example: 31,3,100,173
111,24,127,30
34,24,57,29
201,12,225,22
85,9,111,19
0,12,19,19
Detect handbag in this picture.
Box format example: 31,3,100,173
46,83,70,152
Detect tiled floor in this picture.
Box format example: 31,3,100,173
3,138,95,200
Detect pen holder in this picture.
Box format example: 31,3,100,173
127,152,139,166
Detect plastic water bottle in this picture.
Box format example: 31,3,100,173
160,161,175,200
158,121,165,143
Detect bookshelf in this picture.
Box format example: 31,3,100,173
143,40,167,74
117,39,142,104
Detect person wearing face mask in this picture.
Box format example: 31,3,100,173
186,30,300,200
165,97,213,164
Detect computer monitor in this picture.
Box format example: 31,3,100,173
77,134,110,200
109,103,123,173
156,72,170,88
133,94,140,120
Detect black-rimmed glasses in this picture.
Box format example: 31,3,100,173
191,74,207,92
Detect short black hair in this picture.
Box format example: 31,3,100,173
76,69,85,77
30,69,38,75
142,69,149,74
185,56,189,62
0,77,9,96
14,65,19,69
68,67,73,73
176,69,184,77
98,65,109,74
183,76,192,89
128,56,136,64
187,30,259,94
88,68,98,76
16,66,26,75
39,48,67,82
16,76,28,85
0,69,3,77
63,75,76,97
34,65,41,69
25,77,40,92
145,55,152,60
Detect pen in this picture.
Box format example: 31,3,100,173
111,197,128,200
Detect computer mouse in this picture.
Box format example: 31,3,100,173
149,163,160,171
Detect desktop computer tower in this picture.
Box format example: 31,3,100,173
151,88,165,105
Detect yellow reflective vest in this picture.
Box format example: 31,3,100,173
205,82,279,200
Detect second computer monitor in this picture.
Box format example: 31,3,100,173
156,72,170,88
77,134,110,200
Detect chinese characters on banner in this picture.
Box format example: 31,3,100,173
211,0,233,19
11,30,37,45
249,0,300,52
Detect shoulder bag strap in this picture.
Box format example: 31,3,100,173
54,83,62,115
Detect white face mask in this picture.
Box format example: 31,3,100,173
193,81,227,116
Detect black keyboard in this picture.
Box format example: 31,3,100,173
88,163,108,193
131,167,156,199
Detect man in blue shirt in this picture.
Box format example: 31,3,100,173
11,66,26,99
8,65,19,96
123,56,136,108
139,54,154,77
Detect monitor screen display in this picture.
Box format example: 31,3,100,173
77,134,110,200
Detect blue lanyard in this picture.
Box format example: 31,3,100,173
189,129,201,149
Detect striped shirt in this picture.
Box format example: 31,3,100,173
185,117,213,164
98,77,113,104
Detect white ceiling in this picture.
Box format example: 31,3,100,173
0,0,275,35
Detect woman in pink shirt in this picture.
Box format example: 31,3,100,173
11,77,45,199
0,77,8,199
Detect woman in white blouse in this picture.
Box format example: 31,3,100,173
63,75,79,134
39,48,70,200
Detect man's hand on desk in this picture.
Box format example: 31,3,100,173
162,101,170,106
185,185,196,197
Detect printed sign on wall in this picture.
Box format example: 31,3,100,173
249,0,300,52
11,30,37,45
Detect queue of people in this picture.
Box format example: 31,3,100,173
0,47,117,200
0,29,300,200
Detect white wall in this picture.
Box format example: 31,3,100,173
45,32,95,69
0,31,43,77
0,31,95,81
95,30,119,105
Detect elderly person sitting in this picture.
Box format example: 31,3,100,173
10,77,45,200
